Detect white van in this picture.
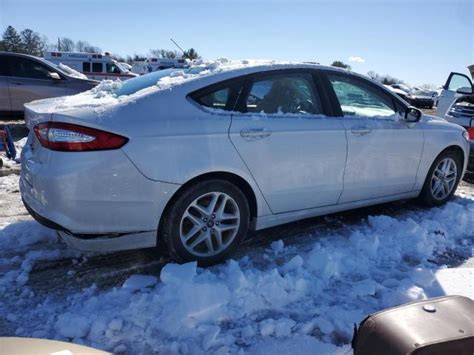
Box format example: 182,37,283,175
43,52,138,81
131,58,188,75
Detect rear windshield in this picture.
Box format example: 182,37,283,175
115,68,189,96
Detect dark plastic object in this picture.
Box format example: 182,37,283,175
0,125,16,160
352,295,474,355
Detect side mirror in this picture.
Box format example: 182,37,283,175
48,72,61,80
404,106,422,123
456,86,473,95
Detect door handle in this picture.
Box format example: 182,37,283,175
240,128,272,141
10,82,23,85
351,126,372,136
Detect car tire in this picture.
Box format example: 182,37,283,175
418,149,462,207
161,179,250,266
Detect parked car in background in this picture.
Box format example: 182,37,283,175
410,89,436,109
390,83,412,94
20,62,470,264
43,51,138,81
385,85,412,104
0,52,99,117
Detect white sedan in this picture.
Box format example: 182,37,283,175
20,61,470,264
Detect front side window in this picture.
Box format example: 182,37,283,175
92,63,103,73
106,63,121,74
83,62,91,72
10,58,52,80
245,73,322,115
328,74,396,118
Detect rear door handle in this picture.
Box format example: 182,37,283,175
351,126,372,136
240,128,272,141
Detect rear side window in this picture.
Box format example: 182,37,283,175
190,82,242,111
92,63,102,73
328,73,396,118
244,73,323,115
83,62,91,72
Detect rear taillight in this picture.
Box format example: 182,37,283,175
467,127,474,140
33,122,128,151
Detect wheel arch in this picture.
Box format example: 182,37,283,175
436,145,465,168
421,144,466,185
158,171,260,237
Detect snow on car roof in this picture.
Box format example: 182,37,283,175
24,59,328,115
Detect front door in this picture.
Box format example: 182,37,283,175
229,70,347,214
325,72,423,203
435,72,473,117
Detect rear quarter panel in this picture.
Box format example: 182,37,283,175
118,88,272,217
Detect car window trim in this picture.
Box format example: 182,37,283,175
320,69,407,117
235,68,328,117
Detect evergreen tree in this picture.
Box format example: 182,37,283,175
331,60,351,70
2,26,23,53
183,48,199,60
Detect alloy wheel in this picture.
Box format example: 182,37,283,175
430,157,457,200
179,192,241,257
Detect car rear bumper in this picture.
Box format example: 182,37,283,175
20,136,180,238
57,230,157,252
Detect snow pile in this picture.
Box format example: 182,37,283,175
1,186,472,354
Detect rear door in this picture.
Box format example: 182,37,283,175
229,69,347,214
324,71,423,203
435,72,473,117
0,55,12,113
7,56,68,110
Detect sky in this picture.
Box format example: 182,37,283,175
1,0,472,86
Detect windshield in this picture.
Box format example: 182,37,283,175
115,68,191,96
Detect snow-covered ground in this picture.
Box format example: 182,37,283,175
0,168,472,354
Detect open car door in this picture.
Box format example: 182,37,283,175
435,68,473,117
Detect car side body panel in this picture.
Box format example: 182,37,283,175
413,117,470,191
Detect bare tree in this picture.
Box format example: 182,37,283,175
150,49,179,59
59,37,75,51
76,40,89,52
